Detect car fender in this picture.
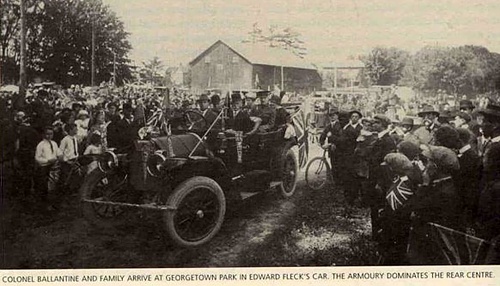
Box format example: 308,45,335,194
164,156,232,194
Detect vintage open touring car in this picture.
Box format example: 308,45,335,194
80,99,308,247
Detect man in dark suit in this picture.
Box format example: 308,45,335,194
109,103,136,151
368,114,397,240
226,93,261,135
319,108,343,182
340,110,363,206
477,104,500,241
194,94,219,130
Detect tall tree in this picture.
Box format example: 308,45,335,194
401,45,500,96
139,56,165,85
361,47,409,85
1,0,132,86
242,23,307,58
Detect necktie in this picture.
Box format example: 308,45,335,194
73,137,78,156
49,140,54,154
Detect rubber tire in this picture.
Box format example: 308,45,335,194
80,169,128,229
305,157,331,191
163,176,226,247
279,148,299,198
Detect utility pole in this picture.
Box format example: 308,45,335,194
281,66,284,91
19,0,27,96
113,51,116,86
91,15,96,86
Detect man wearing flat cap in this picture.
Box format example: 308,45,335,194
476,104,500,241
320,108,343,181
255,91,276,132
367,114,397,240
459,99,475,114
400,117,420,146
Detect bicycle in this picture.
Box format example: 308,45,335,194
305,145,334,190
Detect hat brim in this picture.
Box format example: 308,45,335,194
418,111,440,117
459,105,475,109
349,111,363,118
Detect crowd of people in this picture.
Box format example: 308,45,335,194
319,97,500,264
2,81,500,264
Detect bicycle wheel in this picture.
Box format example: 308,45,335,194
305,156,331,190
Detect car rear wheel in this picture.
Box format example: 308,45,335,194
163,176,226,247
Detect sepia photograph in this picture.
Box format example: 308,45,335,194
1,0,500,273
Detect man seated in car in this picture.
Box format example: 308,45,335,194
243,91,259,117
255,91,276,132
194,93,218,130
226,93,261,135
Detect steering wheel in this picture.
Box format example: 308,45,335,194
183,110,208,131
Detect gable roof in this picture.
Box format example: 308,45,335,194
189,40,316,70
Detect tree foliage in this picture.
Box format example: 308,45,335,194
361,47,409,86
401,45,500,96
242,22,307,58
138,56,165,85
1,0,132,86
362,45,500,96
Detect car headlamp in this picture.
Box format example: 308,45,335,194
146,150,167,177
98,150,118,173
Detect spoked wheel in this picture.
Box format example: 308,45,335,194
80,169,129,228
279,148,299,198
164,176,226,247
305,156,331,190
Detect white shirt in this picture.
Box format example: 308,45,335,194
35,139,60,166
59,135,79,162
343,122,361,130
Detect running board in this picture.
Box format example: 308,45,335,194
82,199,176,211
240,181,283,200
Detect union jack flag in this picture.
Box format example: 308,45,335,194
146,108,164,127
291,108,308,168
386,175,414,211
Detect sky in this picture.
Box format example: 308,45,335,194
103,0,500,68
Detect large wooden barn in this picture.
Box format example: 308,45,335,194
189,40,321,93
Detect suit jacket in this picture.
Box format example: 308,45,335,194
370,132,397,184
110,118,136,150
319,121,343,147
227,109,253,133
455,146,482,213
342,123,363,154
204,109,218,127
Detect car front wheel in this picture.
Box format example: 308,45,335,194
163,176,226,247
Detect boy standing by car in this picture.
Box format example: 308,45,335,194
58,123,79,192
35,126,61,208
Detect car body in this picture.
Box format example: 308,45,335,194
80,105,307,247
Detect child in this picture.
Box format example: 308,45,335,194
84,132,103,174
35,126,61,206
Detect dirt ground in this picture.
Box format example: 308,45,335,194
1,147,376,269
